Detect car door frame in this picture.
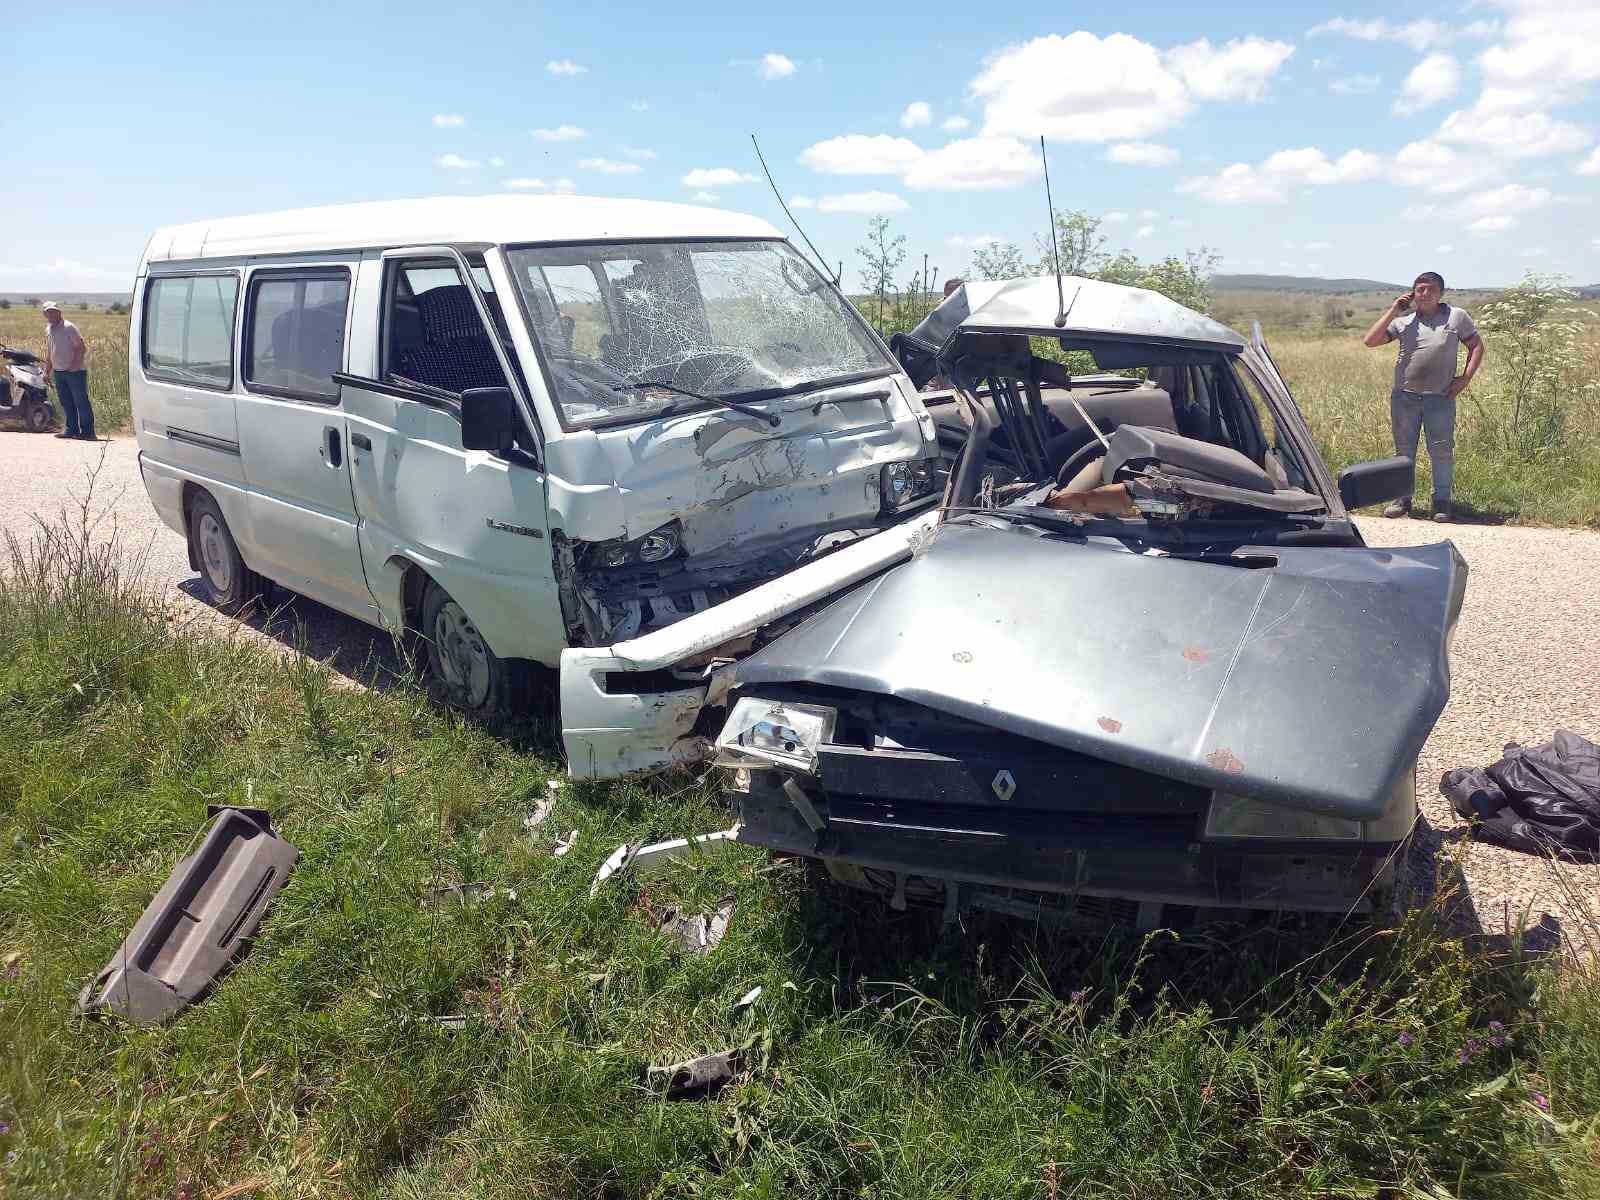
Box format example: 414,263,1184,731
1239,322,1349,521
334,244,567,666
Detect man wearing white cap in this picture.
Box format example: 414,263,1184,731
42,301,95,440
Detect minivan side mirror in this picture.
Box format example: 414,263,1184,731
1337,455,1414,510
460,387,517,452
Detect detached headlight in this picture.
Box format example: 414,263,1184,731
879,459,941,512
1204,792,1361,841
714,697,837,773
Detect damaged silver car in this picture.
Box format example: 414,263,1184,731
569,275,1467,922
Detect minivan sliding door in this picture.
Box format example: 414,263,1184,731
336,247,568,669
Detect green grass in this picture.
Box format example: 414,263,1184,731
0,305,132,434
3,492,1600,1198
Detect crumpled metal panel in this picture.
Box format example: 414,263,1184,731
734,520,1467,820
907,276,1248,354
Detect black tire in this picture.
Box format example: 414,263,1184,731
187,491,265,613
419,578,529,720
24,399,52,433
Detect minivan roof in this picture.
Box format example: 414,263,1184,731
141,194,786,265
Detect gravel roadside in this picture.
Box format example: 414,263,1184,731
4,432,1597,949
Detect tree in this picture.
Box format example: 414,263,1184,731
1033,209,1106,277
855,216,906,331
968,240,1026,281
0,299,10,310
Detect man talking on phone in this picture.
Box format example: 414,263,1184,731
1362,271,1484,521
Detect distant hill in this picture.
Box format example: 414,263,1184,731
0,291,130,308
1212,274,1406,294
1577,284,1600,299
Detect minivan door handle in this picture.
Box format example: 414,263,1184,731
322,426,343,469
350,432,372,452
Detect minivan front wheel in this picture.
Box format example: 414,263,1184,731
419,579,527,719
188,492,264,613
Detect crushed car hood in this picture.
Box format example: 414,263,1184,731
735,520,1467,820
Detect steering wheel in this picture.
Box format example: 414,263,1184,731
671,349,755,392
1054,438,1110,489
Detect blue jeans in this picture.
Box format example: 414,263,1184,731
1390,388,1453,504
53,369,94,438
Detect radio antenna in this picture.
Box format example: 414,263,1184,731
1041,135,1068,328
751,133,837,286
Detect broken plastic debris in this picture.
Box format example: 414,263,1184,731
647,1048,741,1099
553,831,577,857
589,842,637,897
77,806,299,1027
657,896,736,955
427,1014,468,1031
523,799,553,832
420,882,517,909
733,985,763,1014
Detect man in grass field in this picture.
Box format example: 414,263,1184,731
42,300,96,441
1362,271,1484,522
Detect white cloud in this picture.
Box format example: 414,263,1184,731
902,136,1039,191
1459,182,1551,219
1165,36,1295,101
1305,240,1332,250
974,32,1192,142
546,59,587,77
488,156,505,167
621,146,658,161
630,100,651,112
900,101,932,129
1104,211,1129,222
800,134,925,175
1329,73,1381,95
1395,54,1461,114
1140,208,1159,219
815,191,910,214
435,153,479,169
682,167,758,187
579,157,642,174
503,178,547,190
1468,215,1515,233
1390,138,1500,192
1135,224,1155,238
946,234,1003,248
790,195,815,209
431,113,465,128
941,115,971,132
692,191,719,203
759,52,797,80
554,178,576,193
0,257,129,291
1437,243,1454,253
1106,141,1179,166
1178,146,1380,203
1475,1,1600,110
1580,147,1600,175
1308,17,1449,53
533,124,587,142
1437,106,1590,159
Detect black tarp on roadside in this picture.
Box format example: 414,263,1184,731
1441,730,1600,861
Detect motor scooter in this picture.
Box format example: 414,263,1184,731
0,344,56,432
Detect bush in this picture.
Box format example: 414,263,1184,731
1471,275,1597,462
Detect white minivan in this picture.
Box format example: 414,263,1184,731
132,196,944,775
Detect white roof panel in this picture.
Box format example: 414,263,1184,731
143,194,786,264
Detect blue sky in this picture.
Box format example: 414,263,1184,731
6,0,1597,294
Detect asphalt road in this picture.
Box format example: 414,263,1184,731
5,431,1597,951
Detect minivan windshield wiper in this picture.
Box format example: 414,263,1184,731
614,379,780,428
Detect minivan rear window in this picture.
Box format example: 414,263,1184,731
143,274,239,389
244,270,351,401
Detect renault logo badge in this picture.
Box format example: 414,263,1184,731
991,769,1016,801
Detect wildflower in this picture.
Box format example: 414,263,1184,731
1489,1021,1508,1049
1397,1031,1414,1048
0,1120,9,1135
1531,1091,1550,1112
1070,989,1088,1004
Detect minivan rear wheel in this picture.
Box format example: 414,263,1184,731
419,579,528,719
188,492,265,613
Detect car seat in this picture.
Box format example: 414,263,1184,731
397,285,507,394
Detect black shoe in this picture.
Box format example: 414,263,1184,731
54,431,76,439
75,432,99,441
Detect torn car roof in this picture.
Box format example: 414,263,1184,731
910,276,1248,354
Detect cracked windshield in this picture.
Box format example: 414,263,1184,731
507,240,890,428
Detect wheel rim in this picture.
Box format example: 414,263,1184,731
433,600,491,707
197,513,233,595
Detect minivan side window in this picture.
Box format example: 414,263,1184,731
243,269,351,402
142,274,239,390
380,259,509,396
